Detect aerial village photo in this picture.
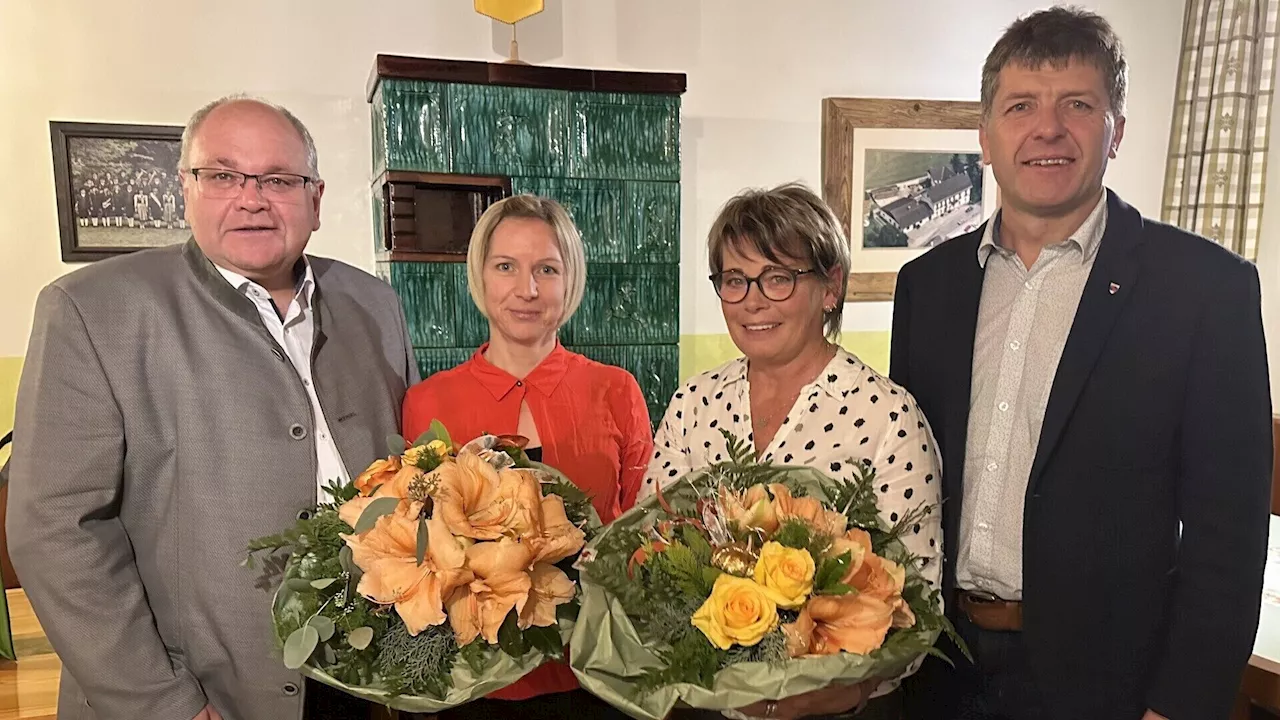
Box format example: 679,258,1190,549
861,149,986,249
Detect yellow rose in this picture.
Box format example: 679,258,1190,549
752,541,815,609
402,444,428,467
425,439,450,458
691,574,779,649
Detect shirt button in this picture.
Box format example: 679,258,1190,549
303,379,311,386
281,682,299,696
998,401,1009,412
516,381,523,387
1009,341,1021,350
1024,281,1034,290
289,424,308,440
986,462,999,472
978,521,990,530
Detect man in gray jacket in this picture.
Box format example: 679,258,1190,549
8,96,418,720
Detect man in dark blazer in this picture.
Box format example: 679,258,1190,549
9,97,418,720
892,7,1271,720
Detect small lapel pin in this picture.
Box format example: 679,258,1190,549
1109,282,1120,295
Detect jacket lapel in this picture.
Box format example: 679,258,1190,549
1027,191,1145,493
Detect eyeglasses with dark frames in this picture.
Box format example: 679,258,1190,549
709,266,817,303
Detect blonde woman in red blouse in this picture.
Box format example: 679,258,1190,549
404,194,651,720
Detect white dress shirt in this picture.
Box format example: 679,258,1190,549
215,260,350,500
959,195,1107,599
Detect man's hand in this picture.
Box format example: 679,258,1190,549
734,679,878,720
192,704,224,720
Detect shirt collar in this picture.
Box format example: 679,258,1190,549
214,257,314,306
977,192,1109,268
720,347,866,401
467,342,572,401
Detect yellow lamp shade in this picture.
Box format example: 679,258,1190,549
474,0,543,25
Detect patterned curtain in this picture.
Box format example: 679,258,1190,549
1162,0,1280,260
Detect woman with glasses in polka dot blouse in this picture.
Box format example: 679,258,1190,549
641,183,942,720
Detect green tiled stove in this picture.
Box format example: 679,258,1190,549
367,55,686,426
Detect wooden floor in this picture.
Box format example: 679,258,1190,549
0,589,58,720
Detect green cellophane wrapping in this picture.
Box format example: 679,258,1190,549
271,574,576,713
569,468,944,720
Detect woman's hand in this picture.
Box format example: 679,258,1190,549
734,678,880,719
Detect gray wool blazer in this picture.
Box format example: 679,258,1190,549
8,239,418,720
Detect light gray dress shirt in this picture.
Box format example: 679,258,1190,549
958,195,1107,600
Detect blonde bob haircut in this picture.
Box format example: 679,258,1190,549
466,194,587,328
707,182,850,340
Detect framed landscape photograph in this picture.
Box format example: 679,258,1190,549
822,98,997,301
50,121,188,262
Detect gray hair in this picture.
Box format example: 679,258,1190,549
465,194,588,328
707,182,849,340
179,94,320,178
981,5,1127,119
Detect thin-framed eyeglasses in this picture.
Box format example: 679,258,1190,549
187,168,316,204
710,266,817,303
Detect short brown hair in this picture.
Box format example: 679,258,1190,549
981,5,1127,119
466,194,587,328
707,183,849,340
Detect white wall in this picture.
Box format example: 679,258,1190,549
0,0,1187,358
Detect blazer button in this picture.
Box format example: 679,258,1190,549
272,347,286,362
289,424,307,440
282,682,299,696
297,509,312,521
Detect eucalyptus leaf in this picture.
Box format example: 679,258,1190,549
416,515,429,566
286,577,314,592
283,625,319,669
354,496,401,534
308,615,336,642
309,578,337,590
386,434,407,456
347,626,374,650
322,642,338,665
496,609,525,658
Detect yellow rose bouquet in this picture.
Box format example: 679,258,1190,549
569,431,960,719
244,420,598,713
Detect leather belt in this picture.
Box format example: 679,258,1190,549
958,590,1023,631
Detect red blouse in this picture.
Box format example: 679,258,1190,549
402,342,653,699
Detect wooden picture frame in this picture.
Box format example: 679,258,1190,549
821,98,988,301
50,121,187,262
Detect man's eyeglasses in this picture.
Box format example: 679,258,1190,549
188,168,315,203
710,267,816,303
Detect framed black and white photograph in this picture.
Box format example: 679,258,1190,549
861,149,985,249
50,121,187,262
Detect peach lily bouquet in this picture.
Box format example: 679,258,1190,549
569,432,961,720
245,420,598,713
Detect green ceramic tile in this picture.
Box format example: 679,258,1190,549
449,85,567,177
627,181,680,263
568,93,680,181
569,343,679,425
371,186,386,253
414,347,474,381
512,177,628,262
451,262,490,347
388,262,459,348
562,263,679,346
378,80,452,173
371,87,388,177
